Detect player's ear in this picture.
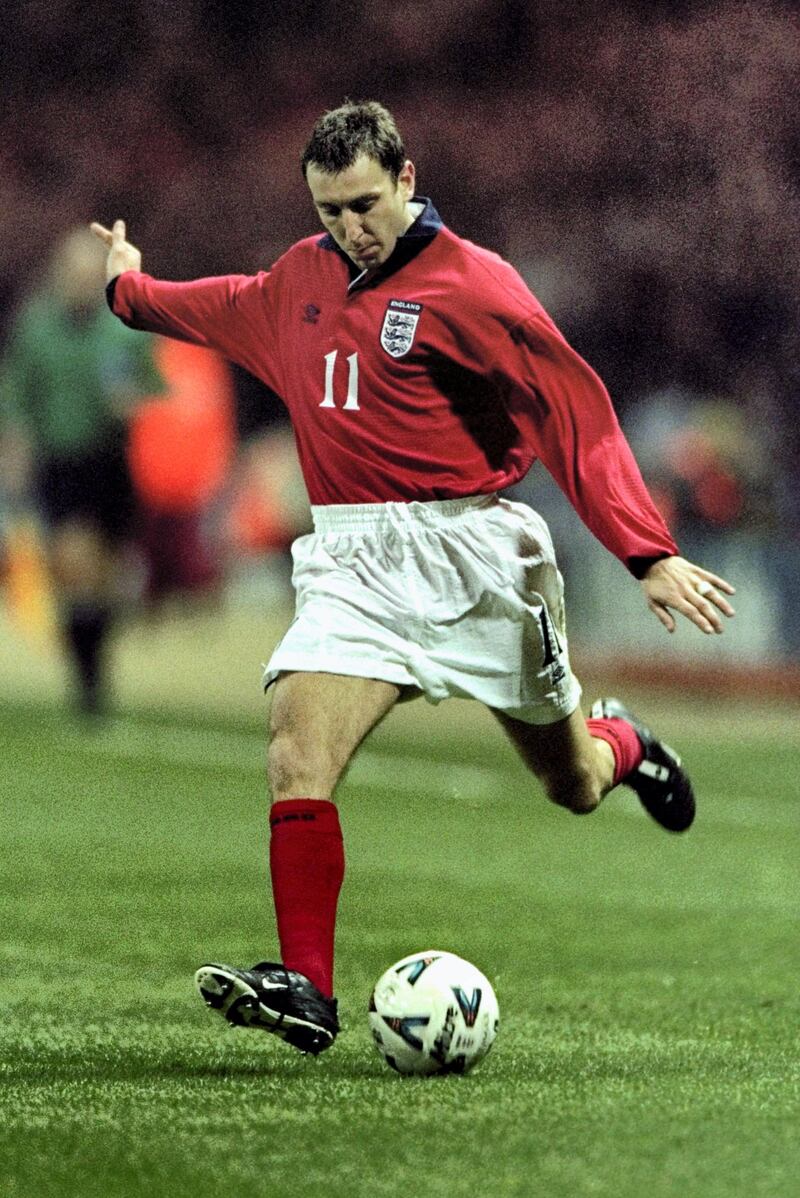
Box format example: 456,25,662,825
398,159,415,198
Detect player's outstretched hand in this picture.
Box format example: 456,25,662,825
89,219,141,281
641,555,736,635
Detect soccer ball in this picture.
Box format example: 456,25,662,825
368,950,499,1075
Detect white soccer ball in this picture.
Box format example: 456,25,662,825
368,950,499,1075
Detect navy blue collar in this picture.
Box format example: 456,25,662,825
319,196,442,285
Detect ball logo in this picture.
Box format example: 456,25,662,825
395,955,441,985
382,1015,429,1050
451,987,482,1027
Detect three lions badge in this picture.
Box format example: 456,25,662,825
380,299,423,358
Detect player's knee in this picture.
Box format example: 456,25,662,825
544,767,602,815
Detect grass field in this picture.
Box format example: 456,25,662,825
1,693,798,1197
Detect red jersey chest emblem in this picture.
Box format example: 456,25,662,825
380,298,423,358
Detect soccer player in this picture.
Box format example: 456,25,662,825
92,100,735,1057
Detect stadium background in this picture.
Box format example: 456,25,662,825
2,0,800,705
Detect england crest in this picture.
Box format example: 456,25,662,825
380,298,423,358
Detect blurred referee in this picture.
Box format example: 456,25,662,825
1,228,163,716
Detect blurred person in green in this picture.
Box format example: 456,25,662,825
0,226,163,715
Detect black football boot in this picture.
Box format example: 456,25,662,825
195,961,339,1055
590,697,695,832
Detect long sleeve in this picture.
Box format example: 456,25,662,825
109,270,284,397
501,312,678,574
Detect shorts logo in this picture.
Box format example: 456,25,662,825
380,299,423,358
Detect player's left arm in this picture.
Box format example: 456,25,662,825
641,555,735,635
491,309,737,634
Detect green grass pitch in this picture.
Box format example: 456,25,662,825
2,697,798,1197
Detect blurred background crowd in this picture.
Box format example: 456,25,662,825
1,0,798,715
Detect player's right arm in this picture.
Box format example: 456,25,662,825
89,219,281,390
90,219,141,280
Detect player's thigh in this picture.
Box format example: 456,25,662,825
267,671,401,796
492,704,598,789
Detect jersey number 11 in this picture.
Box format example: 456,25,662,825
320,350,360,411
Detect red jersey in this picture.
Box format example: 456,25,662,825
110,198,678,573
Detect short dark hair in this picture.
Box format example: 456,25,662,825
301,100,406,181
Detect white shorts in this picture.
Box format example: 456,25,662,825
263,494,582,724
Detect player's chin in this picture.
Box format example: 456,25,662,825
354,249,383,267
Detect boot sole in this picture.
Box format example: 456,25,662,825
194,964,336,1054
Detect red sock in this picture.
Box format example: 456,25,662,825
268,798,344,998
586,717,644,786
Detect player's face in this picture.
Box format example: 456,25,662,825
307,154,416,270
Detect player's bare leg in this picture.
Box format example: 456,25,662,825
196,671,401,1054
494,700,696,832
493,706,615,814
267,671,401,800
